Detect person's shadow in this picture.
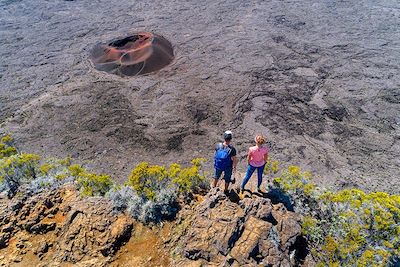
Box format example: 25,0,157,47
226,187,294,212
225,188,241,203
265,187,294,211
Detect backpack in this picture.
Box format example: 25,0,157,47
214,143,232,170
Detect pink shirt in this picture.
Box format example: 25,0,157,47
248,145,268,167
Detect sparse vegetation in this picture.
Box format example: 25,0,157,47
271,164,400,266
0,135,40,197
114,158,208,223
1,134,399,265
263,158,280,176
0,134,113,197
68,164,113,196
0,134,207,224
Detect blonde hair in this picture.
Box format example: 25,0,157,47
255,135,266,145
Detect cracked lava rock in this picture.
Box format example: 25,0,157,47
90,32,174,76
1,0,399,194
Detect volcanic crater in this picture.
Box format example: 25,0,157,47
90,32,174,77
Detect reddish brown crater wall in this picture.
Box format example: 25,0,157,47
90,32,174,77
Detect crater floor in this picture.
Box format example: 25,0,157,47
0,0,399,192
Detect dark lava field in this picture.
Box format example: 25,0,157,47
0,0,399,193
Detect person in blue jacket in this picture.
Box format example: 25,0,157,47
213,130,238,193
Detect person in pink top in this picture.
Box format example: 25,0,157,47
240,135,269,193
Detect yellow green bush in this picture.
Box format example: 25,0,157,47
126,162,167,200
0,134,114,197
171,158,207,193
264,159,280,175
271,164,400,266
0,151,41,197
0,134,17,159
301,215,318,235
109,158,207,224
39,162,56,175
126,158,207,200
68,164,113,197
0,153,41,182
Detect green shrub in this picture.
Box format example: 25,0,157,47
39,162,56,175
111,158,207,224
68,164,113,197
0,134,17,159
271,164,400,266
263,158,280,175
0,152,40,197
116,158,207,224
36,157,72,181
126,162,168,200
0,134,114,198
171,158,207,193
126,158,207,200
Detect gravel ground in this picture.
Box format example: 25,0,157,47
0,0,399,193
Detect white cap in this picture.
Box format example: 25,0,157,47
223,130,233,140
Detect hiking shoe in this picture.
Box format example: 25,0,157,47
238,189,244,199
230,177,236,184
257,187,266,194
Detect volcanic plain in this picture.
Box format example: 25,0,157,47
0,0,399,192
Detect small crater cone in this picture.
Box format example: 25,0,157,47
90,32,174,77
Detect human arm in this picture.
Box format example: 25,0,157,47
231,147,238,171
232,156,238,171
264,151,269,182
263,152,268,163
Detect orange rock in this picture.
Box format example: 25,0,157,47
90,32,174,77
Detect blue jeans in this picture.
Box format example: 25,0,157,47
240,164,265,189
214,167,233,183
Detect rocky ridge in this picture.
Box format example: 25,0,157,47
0,185,311,267
174,188,311,266
0,185,134,266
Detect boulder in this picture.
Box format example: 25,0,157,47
229,216,272,264
272,203,302,251
184,188,245,261
53,198,133,263
0,185,134,266
180,188,304,266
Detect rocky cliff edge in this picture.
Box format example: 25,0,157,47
0,185,314,267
